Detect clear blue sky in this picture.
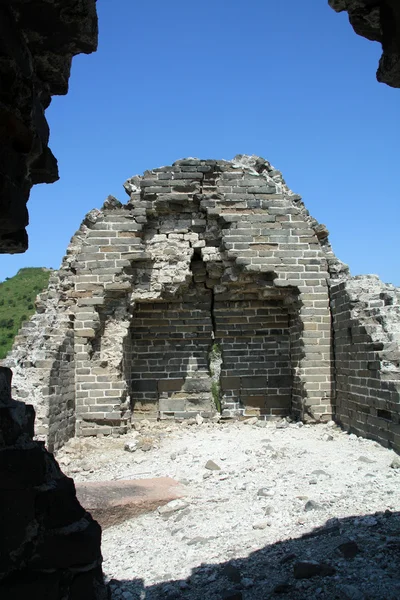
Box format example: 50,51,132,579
2,0,399,284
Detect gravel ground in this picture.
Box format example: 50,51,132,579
57,418,400,600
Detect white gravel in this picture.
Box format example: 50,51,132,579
57,419,400,600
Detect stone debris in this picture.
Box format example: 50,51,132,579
204,460,221,471
124,441,138,452
337,540,360,559
390,456,400,469
304,500,322,512
293,561,336,579
54,419,400,600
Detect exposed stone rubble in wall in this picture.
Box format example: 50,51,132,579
0,0,98,253
329,0,400,87
5,155,336,447
0,366,107,599
330,274,400,450
3,219,95,452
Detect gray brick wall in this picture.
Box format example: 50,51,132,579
215,300,292,418
331,276,400,452
5,156,342,445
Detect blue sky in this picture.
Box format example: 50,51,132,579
2,0,399,284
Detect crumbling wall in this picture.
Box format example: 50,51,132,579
3,222,91,451
329,0,400,88
331,275,400,451
6,156,335,442
0,0,98,253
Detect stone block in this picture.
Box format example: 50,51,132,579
241,376,267,389
76,478,184,528
159,398,186,412
221,377,240,391
132,380,158,392
241,395,266,408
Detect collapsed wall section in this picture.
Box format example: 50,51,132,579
5,156,336,445
331,275,400,451
3,269,77,452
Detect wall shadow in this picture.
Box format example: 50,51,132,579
106,510,400,600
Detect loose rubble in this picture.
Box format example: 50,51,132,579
56,418,400,599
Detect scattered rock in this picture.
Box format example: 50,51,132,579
322,433,333,441
221,592,242,600
205,460,221,471
304,500,322,512
311,469,331,478
356,516,378,527
174,507,191,522
124,441,138,453
358,456,375,464
340,584,367,600
252,520,271,530
390,456,400,469
293,561,336,579
158,499,189,518
141,443,152,452
273,580,292,593
221,564,242,583
69,419,400,599
187,536,212,546
337,540,360,559
257,486,275,497
280,553,297,565
243,417,258,425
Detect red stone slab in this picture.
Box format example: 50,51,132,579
75,477,185,528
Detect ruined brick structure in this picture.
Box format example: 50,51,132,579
5,155,399,454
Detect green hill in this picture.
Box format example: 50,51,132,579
0,267,52,359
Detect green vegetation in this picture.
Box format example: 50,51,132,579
0,268,51,359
